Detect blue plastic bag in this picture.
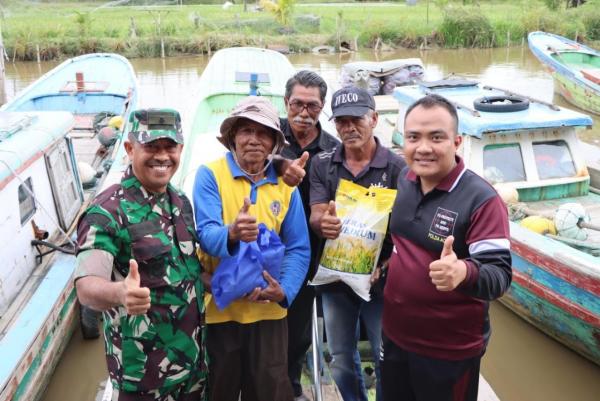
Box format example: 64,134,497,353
211,224,285,310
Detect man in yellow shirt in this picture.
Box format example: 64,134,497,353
192,97,310,401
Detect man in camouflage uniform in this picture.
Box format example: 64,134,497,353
75,109,208,401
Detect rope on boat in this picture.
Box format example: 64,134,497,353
422,87,481,117
545,234,600,256
31,239,76,255
511,204,599,232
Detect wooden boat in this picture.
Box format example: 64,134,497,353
175,47,296,193
0,53,138,401
392,79,600,366
580,141,600,189
528,31,600,115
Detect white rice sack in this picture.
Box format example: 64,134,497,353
311,179,396,301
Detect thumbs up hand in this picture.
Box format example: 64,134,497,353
120,259,151,315
320,200,342,239
282,151,309,187
229,197,258,243
428,236,467,292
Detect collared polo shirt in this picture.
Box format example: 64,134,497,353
193,152,310,324
309,137,406,292
384,156,512,361
280,117,339,278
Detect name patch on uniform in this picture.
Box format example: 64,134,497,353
270,200,282,217
428,207,457,243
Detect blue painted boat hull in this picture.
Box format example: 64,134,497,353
505,224,600,365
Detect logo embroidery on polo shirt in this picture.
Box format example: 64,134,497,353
270,200,282,217
428,207,458,243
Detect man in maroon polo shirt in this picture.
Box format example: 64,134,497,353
381,94,512,401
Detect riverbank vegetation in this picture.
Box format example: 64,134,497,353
1,0,599,61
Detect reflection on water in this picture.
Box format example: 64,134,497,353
4,48,599,143
486,302,600,401
40,329,106,401
5,48,597,401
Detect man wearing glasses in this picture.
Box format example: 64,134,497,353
279,70,338,401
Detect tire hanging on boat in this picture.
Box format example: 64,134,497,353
473,95,530,112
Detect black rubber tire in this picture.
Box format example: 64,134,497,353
473,95,530,112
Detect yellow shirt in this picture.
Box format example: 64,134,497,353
198,156,297,324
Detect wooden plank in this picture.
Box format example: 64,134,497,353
479,375,501,401
580,68,600,84
301,383,342,401
511,239,600,296
73,114,96,130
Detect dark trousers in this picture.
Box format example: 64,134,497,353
381,334,480,401
207,318,294,401
287,284,316,397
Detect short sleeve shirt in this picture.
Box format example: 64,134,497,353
280,118,339,278
309,137,405,205
309,137,406,291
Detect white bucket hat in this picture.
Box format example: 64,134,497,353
218,96,286,153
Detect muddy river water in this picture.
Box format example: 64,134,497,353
3,47,598,401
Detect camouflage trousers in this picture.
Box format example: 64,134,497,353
108,369,207,401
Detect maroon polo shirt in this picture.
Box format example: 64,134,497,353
383,157,512,360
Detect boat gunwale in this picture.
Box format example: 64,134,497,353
0,53,137,112
528,31,600,94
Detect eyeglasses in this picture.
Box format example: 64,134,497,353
288,100,323,114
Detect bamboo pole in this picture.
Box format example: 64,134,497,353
159,13,165,59
146,9,170,59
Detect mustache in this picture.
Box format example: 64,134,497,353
293,116,316,125
342,132,360,139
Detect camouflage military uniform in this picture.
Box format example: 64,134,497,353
76,166,208,401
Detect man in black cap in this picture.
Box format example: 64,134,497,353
308,87,406,401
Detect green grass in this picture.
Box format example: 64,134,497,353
1,1,600,60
